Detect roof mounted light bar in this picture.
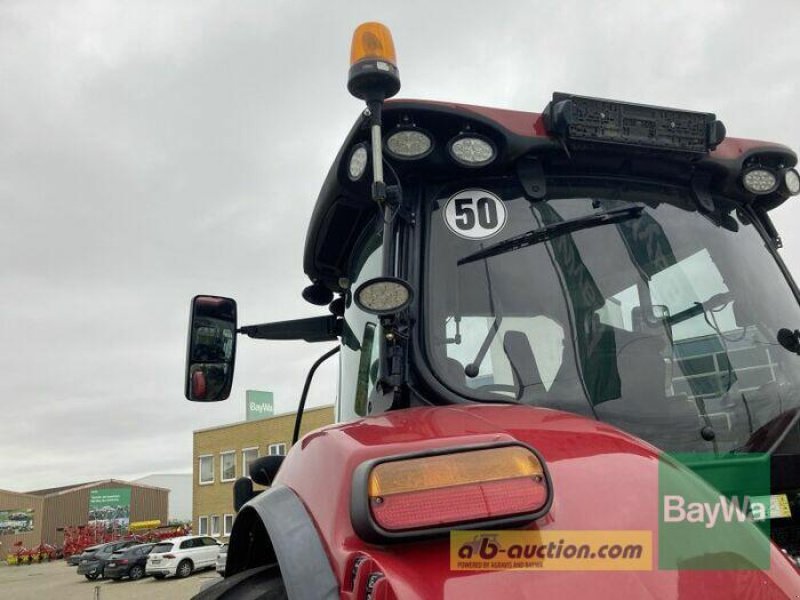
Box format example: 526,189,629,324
542,92,726,154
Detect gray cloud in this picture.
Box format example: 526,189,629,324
1,0,799,490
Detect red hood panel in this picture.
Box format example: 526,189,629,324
275,405,800,599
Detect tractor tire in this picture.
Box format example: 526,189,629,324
192,564,287,600
129,565,145,580
176,559,194,579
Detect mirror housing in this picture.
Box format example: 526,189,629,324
185,295,237,402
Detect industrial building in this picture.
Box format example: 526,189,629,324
0,479,168,549
133,473,192,522
193,405,334,540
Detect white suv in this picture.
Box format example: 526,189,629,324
145,535,221,579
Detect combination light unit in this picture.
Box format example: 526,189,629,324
351,443,552,543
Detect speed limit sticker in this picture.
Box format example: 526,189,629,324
443,189,507,240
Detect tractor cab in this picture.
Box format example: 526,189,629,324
302,64,800,460
189,22,800,600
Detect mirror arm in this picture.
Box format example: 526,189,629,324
238,315,341,343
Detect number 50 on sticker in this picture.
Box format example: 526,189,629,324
444,190,507,240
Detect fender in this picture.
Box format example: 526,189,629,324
270,404,800,599
226,484,338,600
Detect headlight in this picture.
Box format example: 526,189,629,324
448,134,496,167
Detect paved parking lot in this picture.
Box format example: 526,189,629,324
0,560,221,599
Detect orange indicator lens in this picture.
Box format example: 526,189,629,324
368,446,544,498
350,22,397,67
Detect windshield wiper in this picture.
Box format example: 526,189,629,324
457,205,644,266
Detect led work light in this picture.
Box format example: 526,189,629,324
385,128,433,160
448,134,496,167
347,144,369,181
354,277,413,316
742,168,779,194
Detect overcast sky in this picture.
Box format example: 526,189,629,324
2,0,800,492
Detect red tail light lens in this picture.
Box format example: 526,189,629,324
163,554,176,559
351,443,552,543
117,559,129,565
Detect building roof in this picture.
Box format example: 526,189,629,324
26,481,103,496
25,478,169,497
192,404,334,435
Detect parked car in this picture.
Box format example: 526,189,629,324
104,543,155,581
145,536,221,579
215,543,228,576
67,544,101,567
76,540,138,580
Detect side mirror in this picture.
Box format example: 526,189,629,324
185,295,237,401
249,455,285,487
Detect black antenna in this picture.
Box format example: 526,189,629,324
293,346,341,446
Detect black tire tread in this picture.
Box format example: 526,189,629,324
192,564,287,600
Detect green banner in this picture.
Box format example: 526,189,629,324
659,453,771,570
0,508,34,534
89,487,131,528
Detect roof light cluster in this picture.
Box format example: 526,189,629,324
347,125,498,180
741,165,800,197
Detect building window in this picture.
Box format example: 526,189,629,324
199,455,214,485
242,447,259,479
268,443,287,456
224,514,234,537
198,516,209,535
211,515,221,537
220,451,236,482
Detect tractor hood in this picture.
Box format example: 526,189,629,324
274,404,800,599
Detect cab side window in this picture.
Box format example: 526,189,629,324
339,230,383,422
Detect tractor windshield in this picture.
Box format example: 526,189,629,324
425,178,800,453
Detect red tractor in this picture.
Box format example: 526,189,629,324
188,23,800,599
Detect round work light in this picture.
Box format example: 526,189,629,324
354,277,414,316
742,168,779,194
783,168,800,196
385,129,433,160
348,144,369,181
448,134,496,167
